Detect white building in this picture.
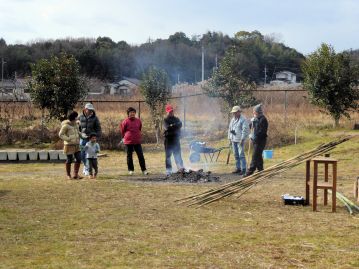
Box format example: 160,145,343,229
273,71,297,84
0,79,29,100
101,77,140,96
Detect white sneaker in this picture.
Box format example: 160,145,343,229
128,171,134,176
142,170,149,175
83,167,89,176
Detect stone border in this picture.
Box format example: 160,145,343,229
0,150,67,162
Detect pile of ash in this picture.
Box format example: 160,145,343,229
164,169,220,183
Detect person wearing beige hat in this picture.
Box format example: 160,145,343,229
228,105,249,175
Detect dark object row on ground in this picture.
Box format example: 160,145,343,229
163,169,220,183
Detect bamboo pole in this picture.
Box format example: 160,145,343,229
178,136,352,207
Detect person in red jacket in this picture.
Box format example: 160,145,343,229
120,107,148,175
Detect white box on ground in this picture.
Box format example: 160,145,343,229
0,151,7,161
18,152,28,161
7,152,18,161
28,151,39,161
39,151,49,160
49,150,59,160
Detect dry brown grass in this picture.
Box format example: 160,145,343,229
1,130,359,268
1,85,359,149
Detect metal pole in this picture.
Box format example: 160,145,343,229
183,95,186,131
1,58,3,82
1,58,5,88
201,46,204,82
284,90,288,125
264,65,267,85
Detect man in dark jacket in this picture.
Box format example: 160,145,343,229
79,103,102,176
246,104,268,176
163,104,184,175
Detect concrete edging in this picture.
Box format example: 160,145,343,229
0,150,66,162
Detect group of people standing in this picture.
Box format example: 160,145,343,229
119,104,185,176
59,103,102,179
58,103,185,179
58,101,268,179
228,103,268,177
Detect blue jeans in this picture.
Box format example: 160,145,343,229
80,138,89,172
232,141,246,173
164,138,184,173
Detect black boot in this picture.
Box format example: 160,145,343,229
245,170,254,177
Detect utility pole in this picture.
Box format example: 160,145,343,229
177,73,180,84
201,46,204,82
1,58,6,89
264,65,267,86
215,54,218,69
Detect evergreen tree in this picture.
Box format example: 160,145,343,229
140,67,171,143
302,43,359,127
29,53,88,121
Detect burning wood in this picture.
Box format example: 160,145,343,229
164,169,220,183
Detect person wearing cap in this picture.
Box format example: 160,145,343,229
228,105,250,175
163,104,184,175
79,103,102,176
246,103,268,176
120,107,148,175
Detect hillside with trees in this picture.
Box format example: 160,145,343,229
0,30,305,84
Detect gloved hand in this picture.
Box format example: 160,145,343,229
230,130,236,135
118,139,124,147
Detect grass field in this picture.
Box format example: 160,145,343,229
1,129,359,268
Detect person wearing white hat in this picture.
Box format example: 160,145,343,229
228,105,249,175
79,103,102,176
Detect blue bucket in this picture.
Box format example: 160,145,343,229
263,150,273,159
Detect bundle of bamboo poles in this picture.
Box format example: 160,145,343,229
177,136,353,207
330,190,359,215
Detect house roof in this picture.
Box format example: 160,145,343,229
0,79,27,89
121,77,140,86
275,71,296,75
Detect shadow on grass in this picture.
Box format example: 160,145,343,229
0,190,11,198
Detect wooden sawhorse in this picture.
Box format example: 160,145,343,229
305,157,338,212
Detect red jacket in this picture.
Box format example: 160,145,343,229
120,117,142,145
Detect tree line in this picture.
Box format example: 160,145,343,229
0,30,305,84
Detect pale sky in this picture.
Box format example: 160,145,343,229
1,0,358,54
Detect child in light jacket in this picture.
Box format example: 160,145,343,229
83,133,100,179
